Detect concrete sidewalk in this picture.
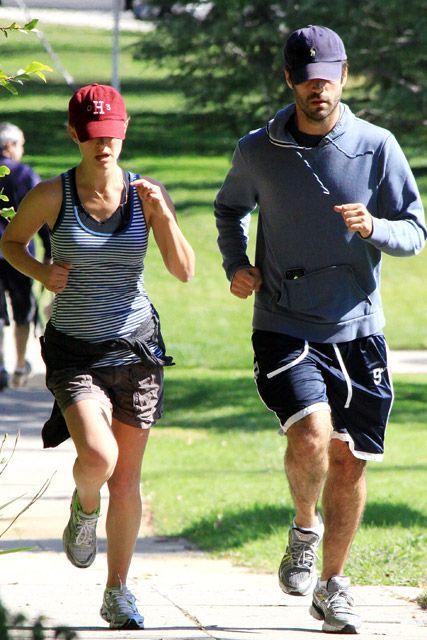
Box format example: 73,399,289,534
0,331,426,638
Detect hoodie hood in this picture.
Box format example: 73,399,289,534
266,103,382,161
266,102,351,149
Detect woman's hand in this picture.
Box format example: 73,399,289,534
131,177,195,282
130,177,173,218
41,262,73,293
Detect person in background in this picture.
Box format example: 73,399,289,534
0,122,51,390
214,25,426,635
1,84,195,630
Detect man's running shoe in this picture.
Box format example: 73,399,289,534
63,489,99,568
278,515,324,596
0,368,9,391
310,575,361,634
11,361,32,388
100,585,145,629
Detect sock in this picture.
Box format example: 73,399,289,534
293,515,323,535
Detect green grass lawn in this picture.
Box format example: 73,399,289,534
2,22,426,587
143,371,427,586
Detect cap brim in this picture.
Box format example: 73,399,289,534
75,119,127,142
292,61,344,85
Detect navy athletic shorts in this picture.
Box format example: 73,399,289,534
0,260,36,325
252,330,394,461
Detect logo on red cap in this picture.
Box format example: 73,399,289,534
89,101,111,115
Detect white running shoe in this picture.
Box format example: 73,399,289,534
310,575,362,634
100,585,145,629
62,490,99,568
278,515,324,596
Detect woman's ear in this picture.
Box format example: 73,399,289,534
67,124,79,144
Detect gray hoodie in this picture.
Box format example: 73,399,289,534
214,103,426,343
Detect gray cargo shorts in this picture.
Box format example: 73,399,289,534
46,362,164,429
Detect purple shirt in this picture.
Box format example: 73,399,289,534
0,155,50,259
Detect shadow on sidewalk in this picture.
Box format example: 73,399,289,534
0,535,199,555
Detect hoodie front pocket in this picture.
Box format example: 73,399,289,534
277,265,372,324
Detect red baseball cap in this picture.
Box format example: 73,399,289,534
68,83,128,142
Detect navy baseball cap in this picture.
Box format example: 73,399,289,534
284,25,347,84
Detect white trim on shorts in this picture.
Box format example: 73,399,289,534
385,339,395,423
280,410,384,461
279,401,331,434
331,431,384,461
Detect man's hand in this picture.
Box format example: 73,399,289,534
230,267,262,299
334,203,373,238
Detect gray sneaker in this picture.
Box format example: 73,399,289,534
100,585,145,629
11,360,32,388
63,490,99,568
310,576,361,634
278,518,324,596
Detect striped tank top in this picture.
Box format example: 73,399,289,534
50,168,155,367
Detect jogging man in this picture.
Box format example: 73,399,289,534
214,25,426,634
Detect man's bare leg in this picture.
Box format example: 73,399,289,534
285,410,332,528
321,438,366,579
279,410,331,596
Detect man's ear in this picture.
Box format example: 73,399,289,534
284,69,294,90
341,63,348,87
2,141,15,156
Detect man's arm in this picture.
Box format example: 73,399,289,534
352,135,426,256
214,142,259,282
230,266,263,299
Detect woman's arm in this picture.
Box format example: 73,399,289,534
1,177,72,293
131,177,195,282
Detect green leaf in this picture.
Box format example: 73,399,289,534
23,19,39,31
0,80,18,95
0,166,10,178
0,208,15,219
24,61,53,75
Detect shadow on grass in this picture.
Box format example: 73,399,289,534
412,166,427,177
1,80,235,159
181,504,294,552
389,379,427,424
162,374,274,432
363,501,427,528
178,500,427,553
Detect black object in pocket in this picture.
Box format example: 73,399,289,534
277,264,372,324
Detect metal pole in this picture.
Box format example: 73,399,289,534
112,0,121,91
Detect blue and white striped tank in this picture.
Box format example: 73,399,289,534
50,168,153,367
